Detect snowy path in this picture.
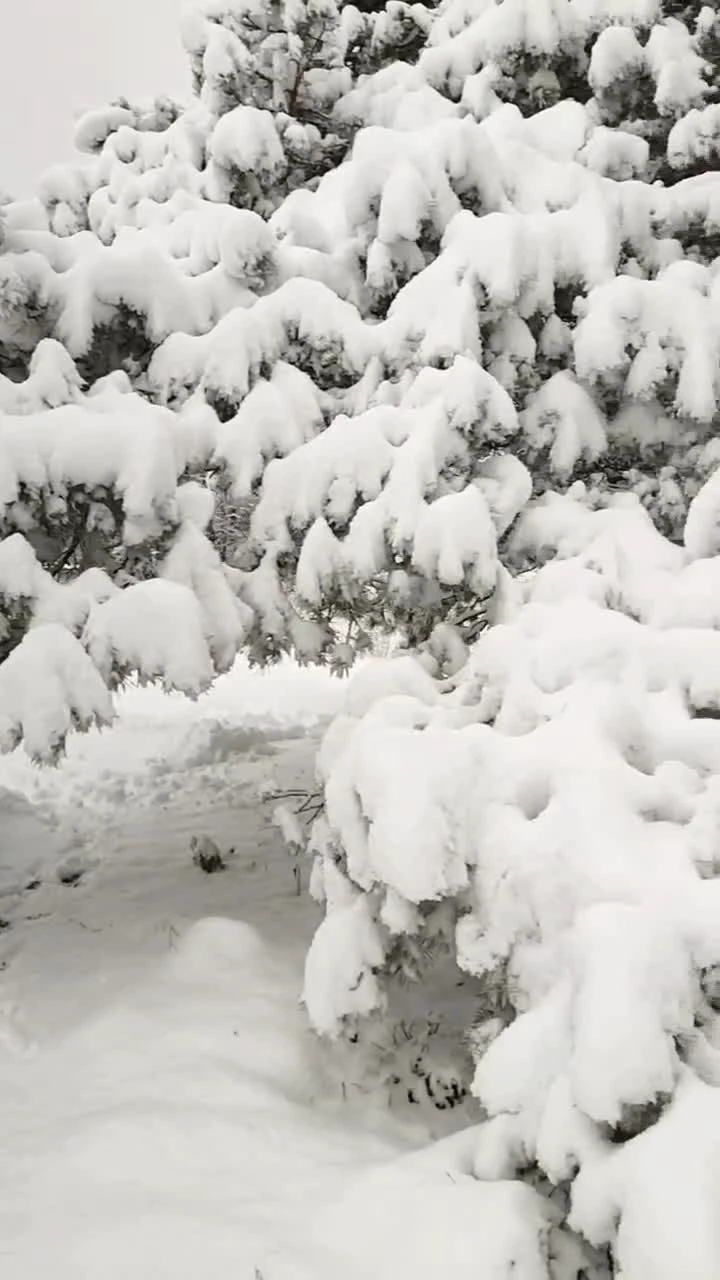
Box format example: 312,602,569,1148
0,664,343,1038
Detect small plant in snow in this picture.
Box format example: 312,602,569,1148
190,833,229,874
268,789,324,893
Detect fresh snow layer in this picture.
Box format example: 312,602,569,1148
0,659,534,1280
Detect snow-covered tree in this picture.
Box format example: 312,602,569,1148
2,1,720,1269
179,0,355,212
0,2,716,751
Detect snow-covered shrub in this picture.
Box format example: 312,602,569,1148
303,494,720,1276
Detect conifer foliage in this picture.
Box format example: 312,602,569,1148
1,4,720,1271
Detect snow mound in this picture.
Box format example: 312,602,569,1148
317,1128,553,1280
168,915,268,979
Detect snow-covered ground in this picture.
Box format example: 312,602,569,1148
0,661,522,1280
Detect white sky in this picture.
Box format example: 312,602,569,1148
0,0,190,195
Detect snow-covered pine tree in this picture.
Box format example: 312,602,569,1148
296,7,720,1274
2,1,720,1269
180,0,355,214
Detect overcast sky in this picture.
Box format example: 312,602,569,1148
0,0,190,195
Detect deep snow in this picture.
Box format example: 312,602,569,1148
0,660,516,1280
